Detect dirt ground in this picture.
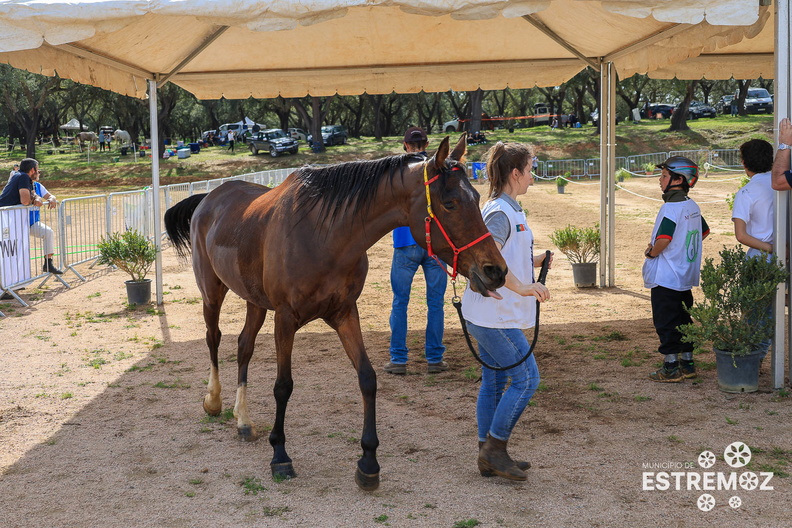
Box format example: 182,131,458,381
1,172,791,527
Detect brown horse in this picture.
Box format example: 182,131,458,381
163,135,507,490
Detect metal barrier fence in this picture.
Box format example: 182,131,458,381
543,158,586,179
626,152,669,173
709,149,743,168
669,149,710,168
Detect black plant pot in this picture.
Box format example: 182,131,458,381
125,279,152,306
714,347,765,393
571,262,597,288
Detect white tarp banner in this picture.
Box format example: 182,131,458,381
0,207,31,289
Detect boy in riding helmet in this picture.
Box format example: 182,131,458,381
643,156,709,382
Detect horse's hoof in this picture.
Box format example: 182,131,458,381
271,462,296,479
355,468,380,491
237,425,257,442
202,396,222,416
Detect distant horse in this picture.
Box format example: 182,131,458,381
164,135,506,490
114,129,133,149
73,131,98,152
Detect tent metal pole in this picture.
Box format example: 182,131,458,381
606,62,616,287
599,59,614,287
604,23,688,63
157,26,230,88
521,15,599,70
148,78,163,306
773,0,790,390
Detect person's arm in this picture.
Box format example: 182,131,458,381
534,251,554,269
645,217,675,258
772,117,792,191
38,183,57,209
733,218,772,253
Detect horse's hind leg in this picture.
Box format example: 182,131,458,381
328,305,380,491
234,302,267,442
269,311,298,479
201,279,228,417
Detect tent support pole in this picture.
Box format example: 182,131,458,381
148,78,163,306
158,26,230,88
773,0,790,390
522,15,599,70
599,59,616,288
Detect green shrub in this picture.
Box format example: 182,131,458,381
96,229,157,282
556,171,570,187
680,246,786,357
549,224,600,263
643,162,656,172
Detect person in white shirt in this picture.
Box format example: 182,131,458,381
643,156,709,383
462,141,551,481
732,138,774,359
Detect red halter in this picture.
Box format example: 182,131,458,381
422,162,492,281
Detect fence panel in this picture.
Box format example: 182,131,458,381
543,159,586,179
59,195,109,269
668,149,710,168
584,157,628,177
709,149,742,169
626,152,668,174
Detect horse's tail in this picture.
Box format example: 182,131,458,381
164,194,207,259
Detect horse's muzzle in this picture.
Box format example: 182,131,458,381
469,264,507,296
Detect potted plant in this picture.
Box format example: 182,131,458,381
615,167,632,183
680,246,786,393
643,162,655,175
96,229,158,306
556,172,570,194
549,224,600,287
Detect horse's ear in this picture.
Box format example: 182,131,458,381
433,136,450,170
449,133,467,161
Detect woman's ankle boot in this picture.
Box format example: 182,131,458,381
477,435,527,481
478,441,531,477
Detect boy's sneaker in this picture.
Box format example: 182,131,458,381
383,361,407,375
679,360,697,379
648,362,684,383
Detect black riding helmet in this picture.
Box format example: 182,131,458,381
656,156,699,192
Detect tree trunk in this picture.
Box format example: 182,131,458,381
735,80,751,116
668,80,697,131
468,89,484,134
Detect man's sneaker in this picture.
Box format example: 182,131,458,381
680,360,697,379
427,360,449,374
383,361,406,375
648,362,683,383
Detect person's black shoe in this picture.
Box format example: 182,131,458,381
43,259,63,275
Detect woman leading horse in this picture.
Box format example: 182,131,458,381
164,135,507,490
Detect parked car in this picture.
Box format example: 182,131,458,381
688,101,717,119
248,129,299,157
641,103,676,119
443,118,460,132
288,128,309,141
716,95,735,114
308,125,348,146
740,88,774,114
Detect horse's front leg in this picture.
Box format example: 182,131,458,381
270,311,298,479
234,302,267,441
328,304,380,491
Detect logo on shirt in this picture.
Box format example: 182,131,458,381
515,224,527,232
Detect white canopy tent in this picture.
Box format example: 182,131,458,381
59,118,87,131
0,0,787,385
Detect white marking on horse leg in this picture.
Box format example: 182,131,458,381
234,385,255,439
203,364,222,415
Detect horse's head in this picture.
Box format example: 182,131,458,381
412,134,507,296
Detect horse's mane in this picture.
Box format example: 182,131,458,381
293,154,424,227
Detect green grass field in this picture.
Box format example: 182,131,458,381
0,114,772,195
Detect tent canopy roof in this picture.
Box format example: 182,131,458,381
0,0,771,100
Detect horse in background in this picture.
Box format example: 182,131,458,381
73,131,98,152
163,135,507,491
114,130,133,150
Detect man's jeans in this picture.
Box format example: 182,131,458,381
466,322,540,442
389,244,447,364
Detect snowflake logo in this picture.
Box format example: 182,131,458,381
698,450,716,469
697,493,716,512
724,442,751,468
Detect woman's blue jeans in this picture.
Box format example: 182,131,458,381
389,244,448,364
466,322,540,442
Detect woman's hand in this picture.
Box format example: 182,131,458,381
523,282,550,302
535,251,554,269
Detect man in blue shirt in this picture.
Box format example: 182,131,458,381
384,127,449,375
